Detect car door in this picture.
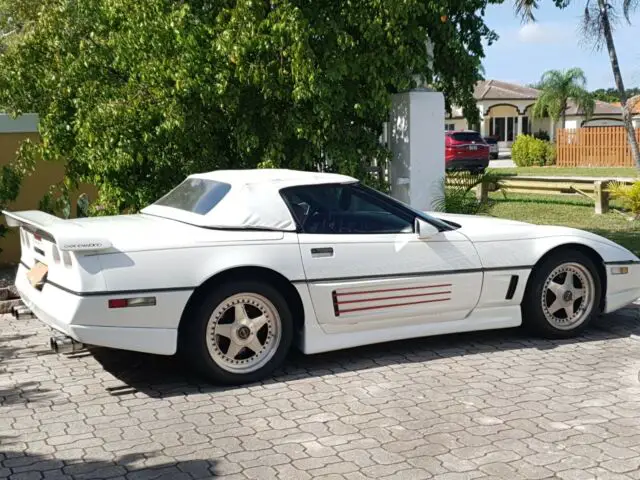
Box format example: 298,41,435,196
281,183,484,332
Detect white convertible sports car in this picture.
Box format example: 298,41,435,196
4,169,640,384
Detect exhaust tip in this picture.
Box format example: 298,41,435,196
49,335,83,354
15,306,35,319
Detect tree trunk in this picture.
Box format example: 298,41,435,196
598,0,640,170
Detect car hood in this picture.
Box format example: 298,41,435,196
428,212,640,265
428,212,539,240
428,212,616,245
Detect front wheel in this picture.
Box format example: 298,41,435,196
181,280,293,385
522,251,602,338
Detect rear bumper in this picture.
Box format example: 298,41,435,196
604,263,640,314
14,264,187,355
446,158,490,170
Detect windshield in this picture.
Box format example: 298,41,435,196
355,184,457,231
450,132,484,143
153,178,231,215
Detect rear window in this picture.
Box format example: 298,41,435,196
153,178,231,215
450,132,483,142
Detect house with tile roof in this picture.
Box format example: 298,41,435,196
445,80,640,148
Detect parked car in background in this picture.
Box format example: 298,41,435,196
483,135,499,160
445,130,490,173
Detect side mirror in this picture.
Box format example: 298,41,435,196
415,218,440,239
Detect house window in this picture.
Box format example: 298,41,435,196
445,123,455,131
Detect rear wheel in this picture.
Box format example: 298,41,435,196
522,251,601,338
181,280,293,384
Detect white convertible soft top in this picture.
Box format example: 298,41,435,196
140,168,357,231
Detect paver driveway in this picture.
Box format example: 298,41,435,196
2,305,640,480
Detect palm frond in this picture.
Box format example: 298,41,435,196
533,68,593,121
565,67,588,86
515,0,538,22
622,0,638,22
433,171,504,215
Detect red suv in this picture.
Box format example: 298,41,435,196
445,130,490,174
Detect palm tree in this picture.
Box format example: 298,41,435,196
515,0,640,170
530,68,595,136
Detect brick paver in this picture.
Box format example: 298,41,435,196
2,304,640,479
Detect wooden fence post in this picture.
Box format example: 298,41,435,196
475,182,488,203
594,180,609,215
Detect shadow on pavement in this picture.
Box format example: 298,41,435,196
0,333,58,405
87,304,640,399
0,440,220,479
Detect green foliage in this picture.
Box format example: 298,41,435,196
0,137,38,250
608,181,640,219
433,171,503,215
592,87,640,103
0,164,24,244
511,135,556,167
533,129,550,141
545,142,557,165
0,0,499,214
530,68,595,123
76,193,90,218
38,183,72,219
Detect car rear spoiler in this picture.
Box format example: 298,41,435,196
2,210,112,252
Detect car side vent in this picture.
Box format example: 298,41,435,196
505,275,519,300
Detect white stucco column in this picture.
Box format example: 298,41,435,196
389,89,445,211
480,113,487,137
517,115,523,137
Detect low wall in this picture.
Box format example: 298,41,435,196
0,115,97,266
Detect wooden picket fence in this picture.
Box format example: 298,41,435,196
556,127,640,167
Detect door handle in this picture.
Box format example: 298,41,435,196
311,247,334,258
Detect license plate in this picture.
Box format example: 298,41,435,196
469,145,478,150
27,262,48,288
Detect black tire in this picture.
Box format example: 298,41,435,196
180,280,293,385
522,250,602,339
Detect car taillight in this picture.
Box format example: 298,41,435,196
108,297,157,309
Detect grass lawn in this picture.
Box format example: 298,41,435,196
489,166,639,178
486,192,640,256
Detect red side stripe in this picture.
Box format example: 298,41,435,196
335,284,452,297
339,297,451,314
336,290,452,305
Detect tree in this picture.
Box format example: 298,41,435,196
515,0,640,170
592,87,640,103
0,0,499,214
530,68,595,135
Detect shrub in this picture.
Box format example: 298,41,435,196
533,129,550,141
608,181,640,219
544,142,556,166
512,135,556,167
433,171,504,215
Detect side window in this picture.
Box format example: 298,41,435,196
281,184,415,234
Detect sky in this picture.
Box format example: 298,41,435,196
481,1,640,90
